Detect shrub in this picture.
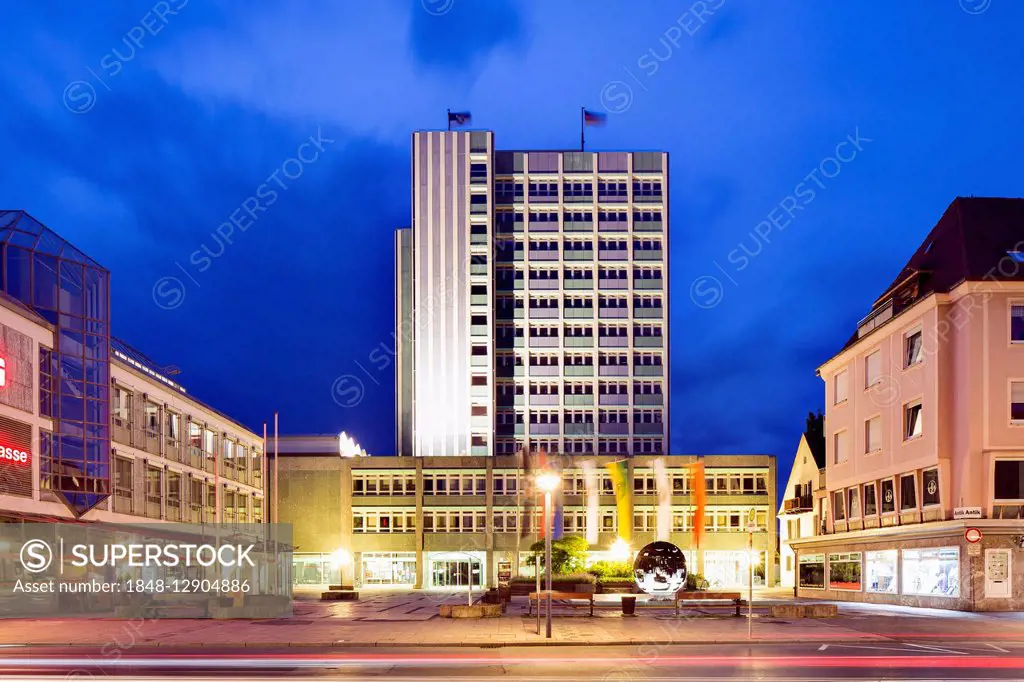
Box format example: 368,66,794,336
587,560,634,579
510,573,596,585
596,576,635,586
685,572,710,591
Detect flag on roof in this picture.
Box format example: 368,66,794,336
448,111,472,126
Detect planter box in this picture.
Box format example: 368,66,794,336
509,581,595,596
442,604,501,619
769,604,838,619
804,604,838,618
321,590,359,601
598,584,637,594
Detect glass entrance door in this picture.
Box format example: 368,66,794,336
431,560,481,588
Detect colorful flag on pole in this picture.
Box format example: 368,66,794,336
580,460,600,545
518,445,534,539
653,458,671,541
537,447,549,539
605,460,631,543
690,459,706,549
583,109,607,125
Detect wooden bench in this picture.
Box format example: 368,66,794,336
674,591,744,617
527,591,594,616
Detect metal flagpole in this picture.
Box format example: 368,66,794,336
535,553,541,634
545,489,553,639
514,447,522,578
262,422,267,525
273,412,280,596
447,108,451,131
580,107,585,151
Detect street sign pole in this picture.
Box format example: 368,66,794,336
747,531,753,640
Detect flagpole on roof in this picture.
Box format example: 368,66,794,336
447,108,451,132
580,106,585,151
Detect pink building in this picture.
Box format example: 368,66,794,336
791,197,1024,610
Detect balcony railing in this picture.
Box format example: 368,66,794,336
783,495,814,513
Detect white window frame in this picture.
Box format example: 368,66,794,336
865,415,882,454
921,467,941,508
828,552,863,592
847,486,861,519
834,369,849,405
880,476,897,516
901,547,960,598
862,481,879,517
1010,301,1024,345
865,549,898,594
798,553,827,590
832,489,846,521
904,327,924,368
904,399,924,441
864,350,882,389
1010,379,1024,426
899,472,919,512
833,429,849,465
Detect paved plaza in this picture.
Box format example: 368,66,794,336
4,590,1024,648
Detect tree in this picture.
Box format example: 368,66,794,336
804,410,826,466
529,534,589,575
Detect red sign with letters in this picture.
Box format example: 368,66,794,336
0,413,32,497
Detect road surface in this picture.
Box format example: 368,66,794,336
2,640,1024,680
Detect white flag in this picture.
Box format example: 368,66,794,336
653,457,672,541
580,459,600,545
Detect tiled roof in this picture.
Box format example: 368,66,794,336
849,197,1024,348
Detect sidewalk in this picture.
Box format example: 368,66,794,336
5,591,1023,648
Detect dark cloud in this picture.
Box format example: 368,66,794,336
408,0,526,70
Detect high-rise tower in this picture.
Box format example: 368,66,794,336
397,132,668,457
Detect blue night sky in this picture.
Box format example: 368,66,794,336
1,0,1021,478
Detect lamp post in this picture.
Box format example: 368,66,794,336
535,470,561,639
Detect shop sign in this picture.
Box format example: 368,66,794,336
0,414,32,498
954,507,983,520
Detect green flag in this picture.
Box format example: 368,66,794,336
605,460,631,543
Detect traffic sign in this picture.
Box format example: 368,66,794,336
965,527,983,544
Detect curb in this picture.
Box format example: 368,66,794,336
12,637,892,649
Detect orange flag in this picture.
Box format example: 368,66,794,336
690,459,706,549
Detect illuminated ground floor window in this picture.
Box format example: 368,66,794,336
902,547,959,597
799,553,825,589
828,552,862,591
865,550,897,594
292,553,342,586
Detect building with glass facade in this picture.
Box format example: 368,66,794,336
275,445,776,590
0,211,264,526
396,132,668,458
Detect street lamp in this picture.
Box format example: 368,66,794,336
609,537,632,563
535,470,561,639
329,548,353,588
